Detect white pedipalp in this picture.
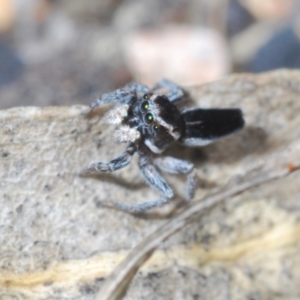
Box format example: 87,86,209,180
113,125,141,143
103,105,129,124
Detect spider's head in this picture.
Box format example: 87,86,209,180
131,93,184,153
104,92,184,153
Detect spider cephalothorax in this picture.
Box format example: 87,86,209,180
111,92,184,154
85,79,244,213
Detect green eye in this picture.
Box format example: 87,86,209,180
143,93,152,100
153,124,160,132
141,101,149,111
145,113,153,123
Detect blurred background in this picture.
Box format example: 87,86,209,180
0,0,299,109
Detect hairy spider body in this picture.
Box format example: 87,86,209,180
86,80,244,213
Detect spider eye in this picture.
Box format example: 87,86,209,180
145,113,154,124
153,124,160,132
143,93,152,100
141,101,149,111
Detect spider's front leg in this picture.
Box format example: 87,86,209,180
153,156,197,202
125,82,149,94
152,79,186,103
85,144,136,173
89,83,150,111
100,155,175,213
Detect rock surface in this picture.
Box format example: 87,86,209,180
1,69,300,299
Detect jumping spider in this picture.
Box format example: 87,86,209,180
85,79,244,213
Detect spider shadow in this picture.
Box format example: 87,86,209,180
80,172,145,190
96,197,189,220
165,126,269,166
203,125,270,165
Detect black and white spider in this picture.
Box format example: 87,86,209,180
85,79,244,213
